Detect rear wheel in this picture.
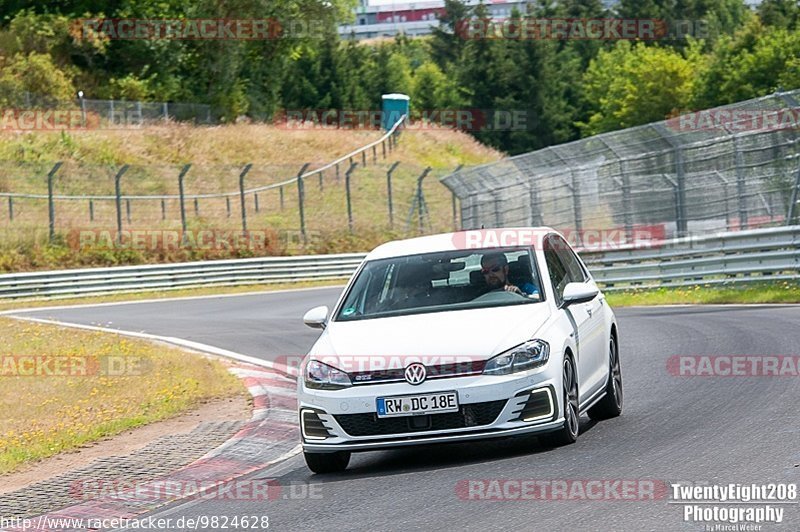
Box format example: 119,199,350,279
588,335,623,421
543,355,579,447
304,451,351,474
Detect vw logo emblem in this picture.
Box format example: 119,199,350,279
404,363,427,385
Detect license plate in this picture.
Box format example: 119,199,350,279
376,392,459,418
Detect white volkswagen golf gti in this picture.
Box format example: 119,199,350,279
298,228,622,473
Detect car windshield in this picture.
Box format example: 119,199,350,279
335,247,542,321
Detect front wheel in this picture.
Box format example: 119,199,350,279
542,355,579,447
304,450,351,474
588,335,623,421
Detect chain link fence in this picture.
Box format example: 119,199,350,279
0,121,468,257
443,90,800,245
8,92,218,125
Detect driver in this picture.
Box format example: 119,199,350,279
480,252,538,297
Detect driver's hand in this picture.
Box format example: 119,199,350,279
504,284,522,295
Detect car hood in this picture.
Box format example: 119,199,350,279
310,303,552,366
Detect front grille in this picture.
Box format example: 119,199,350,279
350,361,486,385
333,400,507,437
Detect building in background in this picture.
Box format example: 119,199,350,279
339,0,529,40
338,0,763,40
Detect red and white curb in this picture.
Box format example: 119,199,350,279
5,363,301,532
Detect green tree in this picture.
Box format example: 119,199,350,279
411,61,447,111
0,52,75,105
757,0,800,29
429,0,471,69
580,41,696,135
691,20,800,108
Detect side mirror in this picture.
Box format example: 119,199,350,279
562,282,599,306
303,305,329,329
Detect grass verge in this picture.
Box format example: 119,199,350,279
0,317,246,475
605,281,800,307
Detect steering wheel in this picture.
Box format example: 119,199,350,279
470,289,526,304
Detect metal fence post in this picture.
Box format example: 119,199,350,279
178,164,191,233
733,136,748,230
279,186,284,210
452,192,459,230
226,197,231,217
7,196,13,222
89,199,94,222
611,174,632,241
675,148,688,236
238,164,252,232
297,163,311,243
528,183,542,226
712,171,732,231
659,173,680,235
161,199,166,220
493,193,503,228
113,164,129,244
361,150,367,168
373,145,377,163
416,167,432,233
788,163,800,226
382,140,387,159
345,162,358,232
47,162,62,243
568,171,583,246
621,173,633,241
194,197,199,216
126,199,132,224
448,164,464,230
254,193,259,213
387,161,400,228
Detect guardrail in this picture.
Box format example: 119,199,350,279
0,254,366,300
0,226,797,300
579,225,800,291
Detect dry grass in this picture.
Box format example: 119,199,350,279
0,317,245,474
0,124,502,271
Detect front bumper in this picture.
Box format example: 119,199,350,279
299,370,562,453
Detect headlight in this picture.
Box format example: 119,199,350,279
304,359,352,390
483,340,549,375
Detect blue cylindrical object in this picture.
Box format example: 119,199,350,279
381,93,410,131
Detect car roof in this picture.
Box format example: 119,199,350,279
365,227,558,261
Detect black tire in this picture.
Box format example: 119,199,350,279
304,451,351,474
543,355,580,447
588,335,623,421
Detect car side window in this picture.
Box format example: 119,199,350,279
543,236,569,305
551,235,587,283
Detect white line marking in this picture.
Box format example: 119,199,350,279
8,315,300,378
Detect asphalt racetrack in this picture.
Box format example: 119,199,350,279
10,289,800,531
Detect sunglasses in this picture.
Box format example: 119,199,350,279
481,265,503,275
